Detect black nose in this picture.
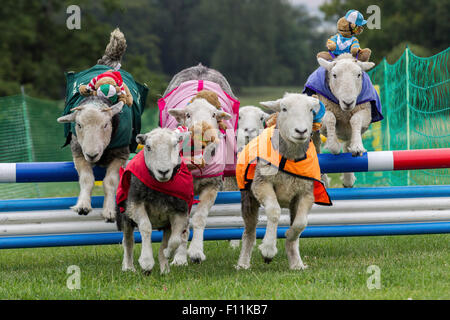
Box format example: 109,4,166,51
158,169,170,177
343,101,354,108
295,128,307,135
86,153,98,160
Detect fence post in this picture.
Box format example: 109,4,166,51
405,47,411,185
20,86,35,163
383,58,390,151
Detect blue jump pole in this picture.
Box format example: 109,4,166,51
1,222,449,249
1,185,449,212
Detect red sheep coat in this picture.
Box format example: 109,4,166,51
116,150,195,214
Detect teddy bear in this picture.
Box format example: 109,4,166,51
190,90,228,132
317,9,372,62
78,70,133,106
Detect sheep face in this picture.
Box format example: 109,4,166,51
260,93,321,144
318,54,375,112
237,106,269,150
168,98,231,152
57,98,124,163
136,128,189,183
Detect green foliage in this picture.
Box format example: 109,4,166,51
320,0,450,63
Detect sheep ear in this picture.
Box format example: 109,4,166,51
110,101,124,116
260,110,270,121
357,61,375,71
57,113,76,123
318,58,336,71
168,109,187,124
136,134,147,145
260,100,281,112
216,111,232,121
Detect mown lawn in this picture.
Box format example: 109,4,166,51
0,234,448,299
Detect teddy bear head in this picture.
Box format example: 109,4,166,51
337,16,364,38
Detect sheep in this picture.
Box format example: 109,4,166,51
162,64,237,264
116,128,192,274
57,28,138,222
305,53,380,187
237,106,270,152
236,93,331,270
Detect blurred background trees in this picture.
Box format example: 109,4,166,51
0,0,448,103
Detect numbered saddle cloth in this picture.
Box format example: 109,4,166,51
62,64,149,152
236,125,332,206
116,150,195,213
303,67,383,123
158,80,240,178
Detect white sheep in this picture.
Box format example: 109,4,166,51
236,93,331,270
164,64,236,264
116,128,192,275
237,106,270,152
57,29,130,222
309,53,377,187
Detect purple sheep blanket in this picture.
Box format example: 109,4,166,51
303,67,384,123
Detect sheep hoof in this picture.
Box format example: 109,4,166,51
235,263,250,270
142,270,152,276
290,263,308,270
190,257,203,264
348,144,366,157
171,254,188,266
263,257,273,264
71,205,92,216
122,265,136,272
188,247,206,263
343,184,354,188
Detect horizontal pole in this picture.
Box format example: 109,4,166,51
0,148,449,183
1,185,450,212
1,222,449,249
2,209,450,237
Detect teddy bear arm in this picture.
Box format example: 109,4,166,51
326,39,337,51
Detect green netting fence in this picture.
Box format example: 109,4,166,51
0,46,448,199
357,46,450,186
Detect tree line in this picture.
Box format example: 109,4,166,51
0,0,447,103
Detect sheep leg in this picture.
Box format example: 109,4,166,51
121,218,135,272
341,142,356,188
348,109,371,157
71,156,95,215
236,191,259,270
252,182,280,263
285,192,314,270
102,158,126,222
159,228,171,275
130,202,154,274
164,214,187,259
188,186,219,263
171,224,189,266
322,111,341,155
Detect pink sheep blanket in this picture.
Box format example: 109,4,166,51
158,80,240,178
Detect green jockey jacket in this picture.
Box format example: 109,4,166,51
62,65,149,152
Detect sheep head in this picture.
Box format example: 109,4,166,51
237,106,269,151
136,128,190,182
260,93,321,145
57,96,124,163
318,53,375,112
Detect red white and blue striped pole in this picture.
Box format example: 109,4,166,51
0,148,449,183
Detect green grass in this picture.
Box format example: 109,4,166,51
1,235,448,299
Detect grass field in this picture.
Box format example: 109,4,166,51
0,235,448,300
